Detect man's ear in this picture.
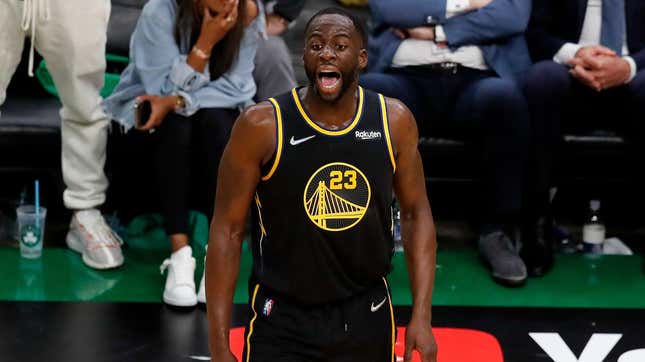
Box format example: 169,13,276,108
358,48,368,71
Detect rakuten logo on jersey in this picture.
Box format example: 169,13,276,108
355,130,382,141
530,333,645,362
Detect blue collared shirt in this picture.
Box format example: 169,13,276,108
103,0,265,130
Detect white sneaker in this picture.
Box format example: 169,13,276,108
197,271,206,304
160,246,197,307
66,209,124,270
197,245,207,304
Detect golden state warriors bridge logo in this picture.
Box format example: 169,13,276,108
304,162,371,232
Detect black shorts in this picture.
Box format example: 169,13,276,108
242,278,396,362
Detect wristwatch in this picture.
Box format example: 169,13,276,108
175,95,186,110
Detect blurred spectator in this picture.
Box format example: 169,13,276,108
523,0,645,275
337,0,369,6
103,0,264,307
253,0,304,100
361,0,533,286
0,0,124,269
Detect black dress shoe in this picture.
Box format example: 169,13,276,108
521,216,554,277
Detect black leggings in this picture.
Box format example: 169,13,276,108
154,107,239,235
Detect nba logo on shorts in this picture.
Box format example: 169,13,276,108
263,299,274,316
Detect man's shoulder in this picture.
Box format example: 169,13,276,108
381,96,418,149
238,101,277,130
382,96,413,124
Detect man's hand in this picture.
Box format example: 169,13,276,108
568,45,630,90
266,13,289,36
568,45,621,91
404,318,438,362
392,26,435,41
575,45,616,61
469,0,493,9
569,64,602,91
407,27,435,40
588,56,632,90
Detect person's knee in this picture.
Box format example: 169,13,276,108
523,60,571,98
198,108,236,139
359,73,393,94
158,113,192,146
358,73,380,90
477,78,526,110
476,78,530,140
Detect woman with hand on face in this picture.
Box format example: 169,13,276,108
104,0,264,307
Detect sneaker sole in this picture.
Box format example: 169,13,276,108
163,292,198,307
492,273,527,287
197,293,206,304
66,232,124,270
479,254,527,287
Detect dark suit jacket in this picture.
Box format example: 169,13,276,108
367,0,532,79
527,0,645,69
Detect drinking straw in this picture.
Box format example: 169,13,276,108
35,180,40,219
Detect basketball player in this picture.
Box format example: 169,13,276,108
205,8,437,362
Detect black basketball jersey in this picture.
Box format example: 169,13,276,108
250,86,397,305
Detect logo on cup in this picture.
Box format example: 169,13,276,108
20,225,41,247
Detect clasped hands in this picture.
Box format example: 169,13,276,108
568,45,631,91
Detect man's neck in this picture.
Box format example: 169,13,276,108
300,84,359,130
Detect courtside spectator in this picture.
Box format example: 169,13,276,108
361,0,532,286
0,0,124,269
103,0,264,307
522,0,645,276
253,0,304,100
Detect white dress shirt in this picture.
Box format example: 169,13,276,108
553,0,637,82
391,0,488,70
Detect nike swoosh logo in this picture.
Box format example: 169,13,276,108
370,297,388,312
290,135,316,146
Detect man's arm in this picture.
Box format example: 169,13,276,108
370,0,448,28
206,103,276,361
373,0,530,46
441,0,531,47
388,98,438,362
630,49,645,72
525,0,570,62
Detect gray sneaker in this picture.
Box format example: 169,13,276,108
66,209,124,270
478,231,527,286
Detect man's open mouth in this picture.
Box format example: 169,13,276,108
317,71,341,90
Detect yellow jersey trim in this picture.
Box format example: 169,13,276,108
379,94,397,173
245,284,260,362
291,87,365,136
261,98,284,181
383,277,396,362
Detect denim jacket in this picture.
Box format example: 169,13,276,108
103,0,265,130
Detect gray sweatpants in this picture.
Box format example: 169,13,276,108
0,0,110,210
